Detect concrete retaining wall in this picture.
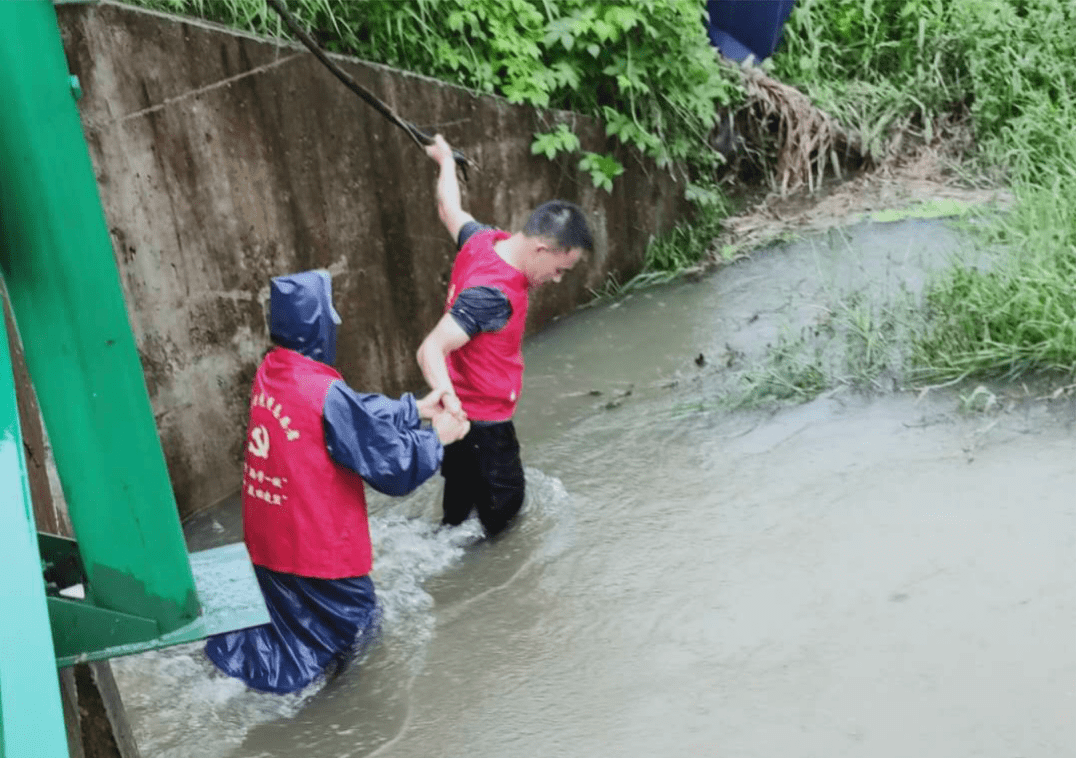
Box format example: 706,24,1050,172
54,1,688,518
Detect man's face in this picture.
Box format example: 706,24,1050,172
531,243,584,286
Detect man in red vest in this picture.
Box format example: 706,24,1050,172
206,269,468,694
418,135,594,538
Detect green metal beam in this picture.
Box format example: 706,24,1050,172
0,302,68,757
47,598,162,662
39,532,268,664
0,0,200,634
55,543,270,668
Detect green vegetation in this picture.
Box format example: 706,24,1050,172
774,0,1076,383
727,279,922,409
667,275,926,413
128,0,739,193
773,0,966,161
588,200,727,302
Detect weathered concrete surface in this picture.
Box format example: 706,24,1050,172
54,1,687,517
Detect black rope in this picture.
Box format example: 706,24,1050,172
265,0,474,181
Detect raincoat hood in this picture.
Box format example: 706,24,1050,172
269,270,342,366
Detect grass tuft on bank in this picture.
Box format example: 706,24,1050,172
589,201,728,302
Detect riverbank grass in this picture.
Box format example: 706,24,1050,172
748,0,1076,388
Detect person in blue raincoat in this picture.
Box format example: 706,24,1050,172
204,270,469,694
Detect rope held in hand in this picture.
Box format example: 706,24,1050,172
265,0,474,181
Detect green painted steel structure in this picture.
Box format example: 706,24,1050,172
0,318,68,758
0,2,269,754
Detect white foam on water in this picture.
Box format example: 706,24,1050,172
522,467,575,561
368,509,481,669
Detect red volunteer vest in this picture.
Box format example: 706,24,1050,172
242,347,372,579
446,229,530,421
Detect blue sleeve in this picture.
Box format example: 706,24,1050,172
322,381,443,496
449,285,513,337
457,220,492,250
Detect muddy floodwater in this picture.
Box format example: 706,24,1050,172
113,218,1076,757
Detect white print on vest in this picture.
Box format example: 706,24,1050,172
248,425,270,459
252,390,300,441
243,463,288,506
243,463,287,490
247,483,286,506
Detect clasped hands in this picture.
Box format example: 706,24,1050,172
417,388,470,445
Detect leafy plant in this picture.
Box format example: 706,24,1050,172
578,151,625,192
531,123,581,160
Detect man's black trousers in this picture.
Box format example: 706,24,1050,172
440,420,525,538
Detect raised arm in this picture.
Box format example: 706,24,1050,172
426,134,475,242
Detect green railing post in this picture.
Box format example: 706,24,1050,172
0,0,200,638
0,313,68,758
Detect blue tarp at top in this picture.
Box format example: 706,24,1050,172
706,0,796,64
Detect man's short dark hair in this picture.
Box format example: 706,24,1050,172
522,200,594,253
